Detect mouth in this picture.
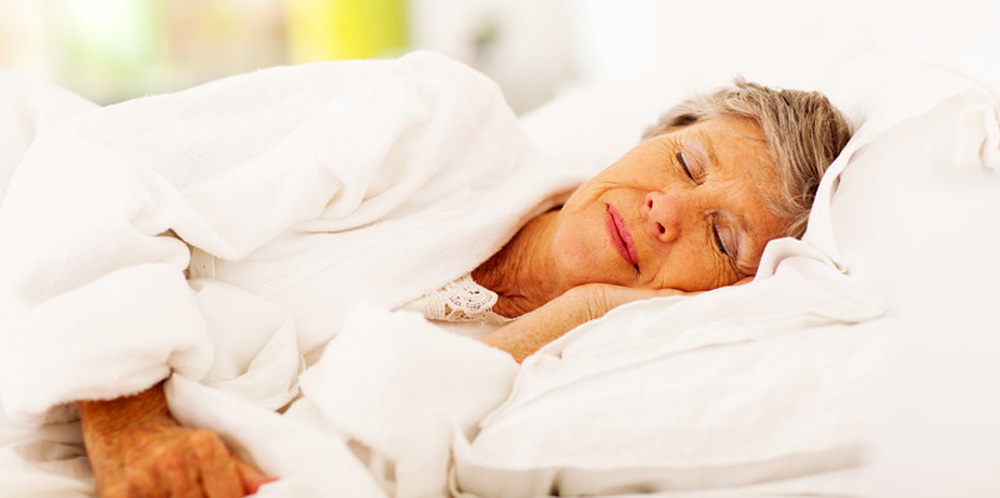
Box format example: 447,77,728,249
605,204,639,268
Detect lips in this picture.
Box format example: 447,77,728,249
605,204,639,268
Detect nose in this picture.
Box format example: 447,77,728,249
643,190,684,243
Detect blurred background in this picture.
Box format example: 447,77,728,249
1,0,998,113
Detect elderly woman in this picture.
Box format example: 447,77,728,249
0,53,850,497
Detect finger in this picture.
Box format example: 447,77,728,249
235,457,277,494
99,481,130,498
199,455,243,498
189,430,243,498
125,465,162,498
735,276,755,285
92,461,127,497
653,287,689,297
157,448,201,498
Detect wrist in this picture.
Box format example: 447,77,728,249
560,283,615,321
78,382,174,434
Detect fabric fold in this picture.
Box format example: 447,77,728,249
299,304,519,497
0,51,579,427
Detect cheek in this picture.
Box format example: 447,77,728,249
576,154,667,200
552,215,596,268
552,243,593,285
560,179,602,214
647,245,735,292
612,165,666,189
552,213,630,286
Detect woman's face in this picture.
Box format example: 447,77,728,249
552,116,789,292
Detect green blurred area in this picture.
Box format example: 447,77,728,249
5,0,410,104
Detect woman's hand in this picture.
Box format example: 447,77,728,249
78,382,273,498
480,283,688,362
571,282,691,320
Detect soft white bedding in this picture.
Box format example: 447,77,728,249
480,53,1000,497
1,49,998,498
0,52,579,497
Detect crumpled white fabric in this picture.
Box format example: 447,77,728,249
165,305,519,498
0,52,580,497
0,71,98,200
0,70,102,498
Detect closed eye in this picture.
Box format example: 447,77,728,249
676,151,695,181
712,223,730,256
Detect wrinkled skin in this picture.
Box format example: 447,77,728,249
79,383,273,497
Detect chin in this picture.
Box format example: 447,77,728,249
564,258,630,288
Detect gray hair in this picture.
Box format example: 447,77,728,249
643,77,852,238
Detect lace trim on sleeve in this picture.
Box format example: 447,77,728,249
423,274,511,326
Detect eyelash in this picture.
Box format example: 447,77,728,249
676,151,695,182
674,151,732,257
711,223,730,256
674,145,733,262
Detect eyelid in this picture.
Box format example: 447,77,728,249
711,222,730,256
710,215,741,266
676,151,696,181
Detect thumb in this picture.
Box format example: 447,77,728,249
236,459,277,494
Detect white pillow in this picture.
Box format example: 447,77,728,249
454,54,999,497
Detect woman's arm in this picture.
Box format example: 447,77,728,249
480,284,686,362
74,285,682,496
78,382,272,498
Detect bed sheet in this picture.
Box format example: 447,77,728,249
1,50,998,498
470,52,999,497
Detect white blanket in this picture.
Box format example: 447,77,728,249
0,52,582,496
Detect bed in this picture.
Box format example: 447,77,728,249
1,49,998,498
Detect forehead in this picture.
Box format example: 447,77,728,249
676,116,778,185
675,116,771,166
